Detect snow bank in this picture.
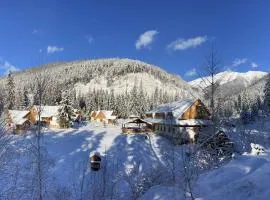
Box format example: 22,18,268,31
195,154,270,200
140,185,185,200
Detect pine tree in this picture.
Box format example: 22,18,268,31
130,83,139,115
152,87,159,107
123,90,131,118
137,81,147,117
236,94,242,113
22,87,30,109
16,89,23,110
6,72,15,110
57,90,76,128
263,72,270,113
240,94,250,124
79,97,86,111
108,89,115,110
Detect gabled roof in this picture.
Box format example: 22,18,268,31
147,99,195,119
101,110,113,118
95,110,114,118
8,110,30,125
33,105,60,118
90,111,97,116
123,118,153,125
144,118,213,126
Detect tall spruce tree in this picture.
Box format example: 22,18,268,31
240,94,250,124
6,72,15,110
263,72,270,113
137,80,147,117
22,87,30,109
57,90,76,128
130,83,139,115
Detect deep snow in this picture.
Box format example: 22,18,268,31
1,121,270,200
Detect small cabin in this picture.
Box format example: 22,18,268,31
145,99,212,144
90,111,98,121
30,105,60,128
6,110,32,134
90,110,117,124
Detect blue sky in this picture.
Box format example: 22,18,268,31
0,1,269,80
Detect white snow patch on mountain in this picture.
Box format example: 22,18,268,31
75,72,194,97
189,71,267,89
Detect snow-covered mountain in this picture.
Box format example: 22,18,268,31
189,71,267,89
189,70,267,98
0,58,197,110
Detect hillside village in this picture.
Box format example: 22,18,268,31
6,94,215,146
1,61,270,199
1,1,270,199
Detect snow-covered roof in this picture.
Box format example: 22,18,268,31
123,118,152,125
101,110,114,118
34,105,60,118
144,118,213,126
107,115,117,120
129,114,140,118
90,111,97,116
8,110,30,125
94,110,115,119
147,99,195,119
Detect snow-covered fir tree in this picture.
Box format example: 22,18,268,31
240,94,251,124
263,72,270,113
5,72,15,110
58,90,76,128
137,81,147,117
22,87,30,109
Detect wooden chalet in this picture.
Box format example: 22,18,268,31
30,105,60,128
90,111,97,121
145,99,212,144
6,110,32,134
90,110,117,124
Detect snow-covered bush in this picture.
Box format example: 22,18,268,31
250,143,265,155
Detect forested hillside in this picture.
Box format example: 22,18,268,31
0,58,196,118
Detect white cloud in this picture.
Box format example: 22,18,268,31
135,30,159,50
167,36,207,51
47,45,64,54
251,62,259,68
229,58,259,69
0,59,20,75
85,36,94,44
185,68,197,77
32,29,38,34
232,58,248,67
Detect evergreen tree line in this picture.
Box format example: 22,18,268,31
77,81,182,118
5,71,270,123
2,73,183,119
0,59,192,111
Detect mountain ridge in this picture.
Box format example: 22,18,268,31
189,70,267,88
0,58,197,111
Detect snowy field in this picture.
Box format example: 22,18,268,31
1,122,270,200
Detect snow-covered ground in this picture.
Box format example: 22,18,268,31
1,121,270,199
194,152,270,200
